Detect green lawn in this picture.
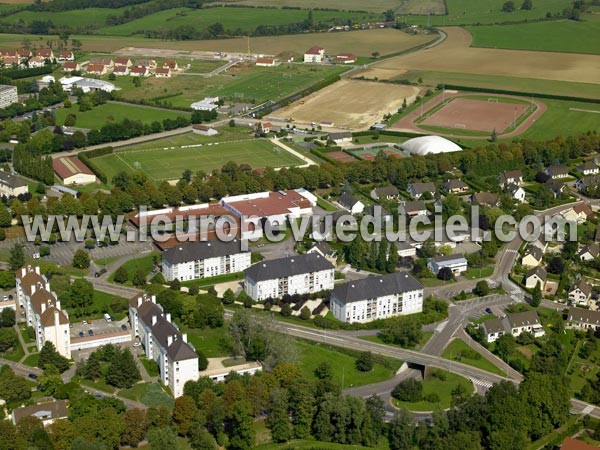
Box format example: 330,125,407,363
96,7,375,36
467,17,600,55
442,338,507,377
109,252,158,286
118,382,175,408
138,356,160,377
184,325,233,358
392,370,473,411
0,333,24,362
181,272,244,289
54,102,190,129
21,353,40,367
94,138,304,182
297,340,402,388
463,266,494,280
78,377,117,394
1,7,130,28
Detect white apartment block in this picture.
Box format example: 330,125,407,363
162,239,251,282
0,85,18,109
129,294,198,398
330,272,424,323
16,266,71,358
244,253,335,301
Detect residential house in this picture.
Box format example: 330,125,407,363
337,193,364,215
328,131,352,145
498,169,523,187
114,57,132,68
134,59,156,69
1,56,19,67
546,164,569,179
525,266,547,290
563,204,594,223
471,192,499,207
0,85,17,109
482,318,505,343
399,200,428,217
28,56,46,68
12,401,68,426
370,185,399,201
36,49,54,60
129,294,198,398
89,57,113,68
566,307,600,332
112,65,129,76
163,60,179,70
17,49,31,60
304,46,325,63
192,124,218,136
502,310,545,338
255,57,276,67
427,254,468,275
329,272,424,323
255,121,271,134
154,67,171,78
58,51,74,61
579,242,600,261
244,253,335,301
578,160,599,175
85,64,107,76
53,156,97,185
333,53,357,64
522,246,543,268
161,239,250,282
306,241,335,259
130,66,149,77
62,61,80,72
568,280,593,306
0,170,28,197
576,175,600,192
364,204,392,222
397,242,417,258
407,182,436,199
442,179,469,194
506,183,526,202
545,179,565,198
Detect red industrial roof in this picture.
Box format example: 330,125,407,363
52,156,94,180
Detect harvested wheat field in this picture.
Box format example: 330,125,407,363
275,79,419,129
368,27,600,85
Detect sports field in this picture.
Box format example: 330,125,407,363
54,103,190,129
96,7,376,36
92,138,305,181
467,16,600,55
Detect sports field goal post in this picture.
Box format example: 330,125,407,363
487,98,499,103
134,162,141,170
454,124,466,129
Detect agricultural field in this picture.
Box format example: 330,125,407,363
368,27,600,86
114,64,346,107
275,79,419,129
210,0,411,13
0,27,435,57
53,102,190,129
467,16,600,55
97,7,378,36
1,7,130,28
92,137,304,181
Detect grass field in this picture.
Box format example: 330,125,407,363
392,369,474,411
97,7,377,36
118,382,175,408
297,340,402,388
213,0,409,13
442,338,506,376
184,325,233,358
467,17,600,55
1,7,130,28
108,252,158,285
94,137,304,181
114,64,346,107
54,103,190,129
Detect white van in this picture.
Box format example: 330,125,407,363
104,313,111,323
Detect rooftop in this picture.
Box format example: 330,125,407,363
162,239,246,265
332,272,423,304
244,253,334,283
52,156,95,179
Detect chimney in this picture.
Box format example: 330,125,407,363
137,297,142,307
56,300,61,310
182,333,187,343
54,309,59,328
167,335,173,347
41,301,47,314
20,267,26,278
151,315,157,326
35,266,40,275
31,283,37,295
166,313,171,323
151,295,156,304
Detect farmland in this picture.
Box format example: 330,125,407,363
368,27,600,86
53,103,190,129
467,16,600,55
1,7,130,28
210,0,419,13
92,136,305,181
97,7,378,36
114,64,347,107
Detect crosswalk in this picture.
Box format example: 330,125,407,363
470,378,493,389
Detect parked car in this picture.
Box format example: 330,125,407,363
79,331,84,337
121,324,127,330
485,307,493,314
82,320,87,325
8,294,13,300
88,329,94,336
2,295,7,301
28,373,38,380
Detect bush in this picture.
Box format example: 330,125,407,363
72,249,90,269
198,350,208,371
355,351,374,372
423,393,440,403
392,378,423,402
113,266,129,284
280,303,292,317
299,306,311,320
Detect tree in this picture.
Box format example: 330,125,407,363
494,334,516,361
121,408,147,447
105,348,141,388
147,427,177,450
314,361,333,380
547,256,564,274
365,395,385,444
113,266,128,284
132,269,146,287
392,379,422,402
502,0,516,11
388,408,414,450
380,316,423,348
222,288,235,305
299,306,311,320
280,303,292,317
371,51,380,59
0,308,16,328
198,349,208,371
173,396,197,436
69,278,94,312
0,203,11,228
521,0,532,9
355,351,374,372
473,280,489,297
0,365,31,403
9,244,25,272
38,341,69,373
38,364,64,396
72,249,90,269
267,388,293,442
228,400,255,450
437,267,454,281
531,281,542,307
490,128,497,142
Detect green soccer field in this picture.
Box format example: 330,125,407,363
92,138,305,182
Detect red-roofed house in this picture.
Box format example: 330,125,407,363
192,124,218,136
112,65,130,76
58,51,74,61
28,56,46,68
334,53,357,64
154,67,171,78
256,57,276,67
114,57,132,67
53,156,97,185
163,60,178,70
86,63,107,76
62,61,80,72
2,56,19,67
304,46,324,63
36,48,54,60
18,48,32,59
130,66,149,77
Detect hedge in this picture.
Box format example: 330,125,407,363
80,146,114,159
78,147,113,184
0,65,56,80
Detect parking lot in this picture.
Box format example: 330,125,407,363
70,315,129,341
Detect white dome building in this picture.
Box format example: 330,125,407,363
400,136,462,156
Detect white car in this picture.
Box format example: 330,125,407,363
32,253,40,259
133,341,141,347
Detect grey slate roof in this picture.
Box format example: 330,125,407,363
525,246,543,262
442,179,468,191
401,200,427,214
526,266,547,282
568,307,600,327
338,193,360,210
482,317,505,335
409,182,436,195
431,253,467,264
374,185,399,197
162,239,246,265
0,170,27,190
244,253,334,282
505,310,541,329
328,131,352,140
331,272,423,304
